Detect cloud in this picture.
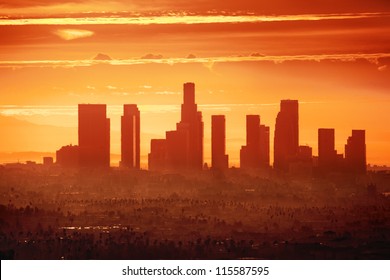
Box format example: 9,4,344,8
110,92,130,96
250,52,265,57
93,53,112,60
154,91,180,95
0,13,388,26
378,65,387,71
53,29,94,40
0,0,88,8
141,53,163,59
1,53,390,68
2,1,390,16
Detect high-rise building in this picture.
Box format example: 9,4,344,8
289,145,313,177
211,115,228,170
240,115,270,169
78,104,110,168
148,82,203,171
274,100,299,171
241,115,260,169
121,104,140,169
259,124,270,167
180,82,204,170
148,139,166,171
345,130,366,174
318,128,337,173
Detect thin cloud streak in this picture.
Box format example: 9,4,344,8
1,53,389,68
0,12,388,26
53,29,94,40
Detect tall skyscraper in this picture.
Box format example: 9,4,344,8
259,124,270,167
78,104,110,168
121,104,140,169
345,130,366,174
240,115,270,169
318,128,337,173
274,100,299,172
148,82,203,171
179,82,203,170
211,115,228,170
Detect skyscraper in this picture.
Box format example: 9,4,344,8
121,104,140,169
148,82,203,171
241,115,261,169
345,130,366,174
259,124,270,167
179,82,203,170
318,128,337,173
240,115,270,169
148,139,166,171
78,104,110,168
211,115,228,170
274,100,299,172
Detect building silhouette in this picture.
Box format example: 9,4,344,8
56,144,79,168
43,157,54,165
211,115,229,170
121,104,140,169
240,115,270,169
290,145,313,176
318,128,337,174
78,104,110,168
274,100,299,172
298,145,312,162
259,124,270,167
148,139,166,171
148,82,203,171
345,130,366,174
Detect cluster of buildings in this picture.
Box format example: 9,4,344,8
56,82,366,175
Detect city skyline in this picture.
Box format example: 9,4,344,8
48,82,367,174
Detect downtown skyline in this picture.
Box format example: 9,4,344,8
52,82,367,175
0,88,380,168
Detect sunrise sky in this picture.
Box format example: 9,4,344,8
0,0,389,167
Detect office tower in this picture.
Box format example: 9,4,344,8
56,144,79,168
78,104,110,168
345,130,366,174
211,115,229,170
148,82,203,171
298,145,313,162
180,82,204,170
274,100,299,171
165,129,189,169
289,145,313,177
121,104,140,169
259,124,270,166
318,128,337,173
240,115,270,169
148,139,166,171
241,115,261,169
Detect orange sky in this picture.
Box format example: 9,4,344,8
0,0,389,167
